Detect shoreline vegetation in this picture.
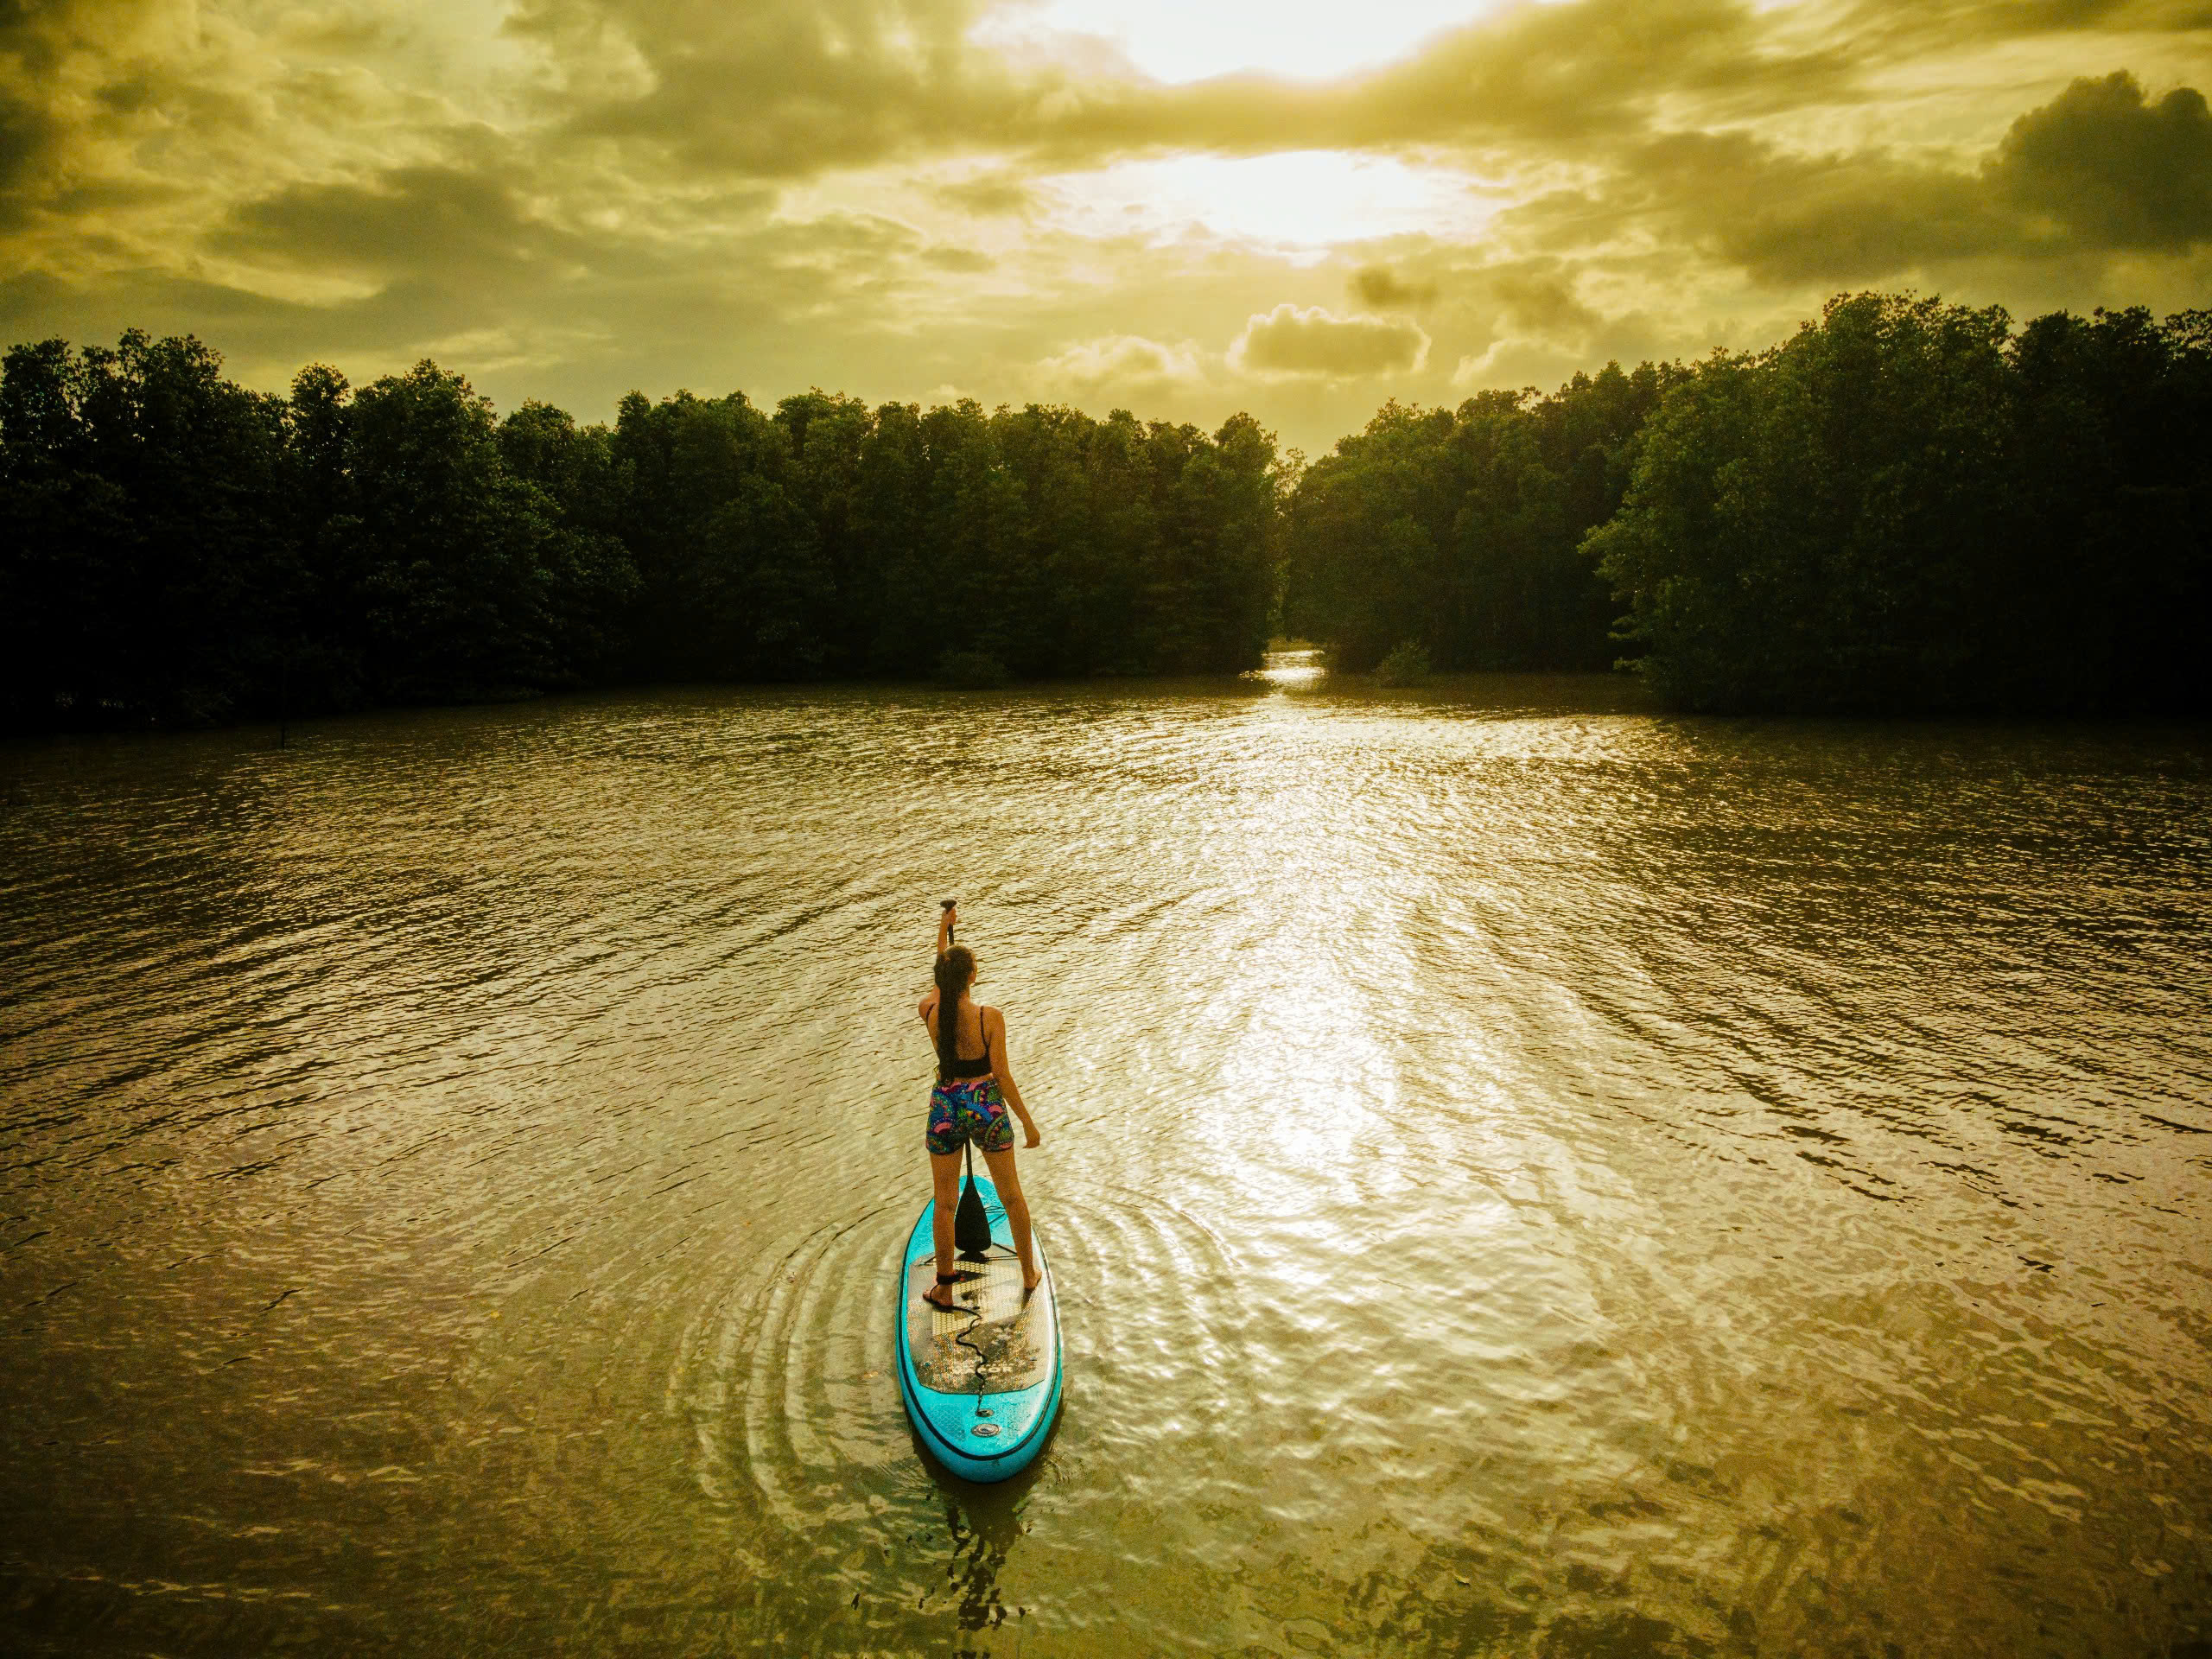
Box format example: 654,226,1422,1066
4,291,2207,734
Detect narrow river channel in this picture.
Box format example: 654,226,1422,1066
3,658,2208,1656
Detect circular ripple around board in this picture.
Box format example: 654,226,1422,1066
667,1209,932,1554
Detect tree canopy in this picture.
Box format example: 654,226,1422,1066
0,343,1282,729
1588,294,2212,713
4,293,2206,730
1280,361,1685,672
1283,293,2209,714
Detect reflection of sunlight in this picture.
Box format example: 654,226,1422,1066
1213,933,1392,1177
1194,696,1544,1274
1254,647,1327,688
980,0,1489,83
1050,152,1497,248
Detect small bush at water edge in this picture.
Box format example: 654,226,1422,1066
1375,640,1431,687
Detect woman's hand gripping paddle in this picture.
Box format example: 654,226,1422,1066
944,898,995,1261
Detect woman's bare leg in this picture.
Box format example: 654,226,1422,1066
980,1144,1041,1290
927,1149,963,1303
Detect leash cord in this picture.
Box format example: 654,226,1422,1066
950,1243,1021,1414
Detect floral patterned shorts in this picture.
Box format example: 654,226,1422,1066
926,1077,1013,1155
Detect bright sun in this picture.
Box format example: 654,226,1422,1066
1048,151,1501,250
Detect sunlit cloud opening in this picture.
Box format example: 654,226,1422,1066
976,0,1500,83
1048,152,1502,249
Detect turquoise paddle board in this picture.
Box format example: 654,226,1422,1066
895,1173,1063,1482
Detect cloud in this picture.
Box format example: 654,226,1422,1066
1039,332,1206,391
1478,259,1600,337
1350,265,1436,310
1540,71,2212,287
1832,0,2212,63
1989,71,2212,251
1452,343,1527,391
5,0,2212,466
479,0,2212,197
518,0,1034,177
1230,304,1428,378
0,0,190,224
933,172,1038,215
1021,0,1866,166
499,0,1856,184
1446,264,1637,389
1616,130,2021,283
214,164,578,280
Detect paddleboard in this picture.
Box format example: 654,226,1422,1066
894,1173,1063,1482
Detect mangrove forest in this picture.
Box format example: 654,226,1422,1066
3,291,2208,729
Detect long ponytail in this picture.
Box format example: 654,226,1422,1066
932,946,975,1077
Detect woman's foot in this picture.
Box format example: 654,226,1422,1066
1021,1264,1044,1295
923,1274,963,1313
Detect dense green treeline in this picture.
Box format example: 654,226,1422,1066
590,387,1278,684
1285,292,2212,713
1281,360,1687,672
6,292,2209,730
1592,294,2212,713
0,334,1281,729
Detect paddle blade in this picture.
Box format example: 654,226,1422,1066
954,1147,993,1260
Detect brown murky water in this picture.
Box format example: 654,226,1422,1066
3,658,2209,1656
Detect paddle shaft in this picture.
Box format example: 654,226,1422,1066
942,899,994,1259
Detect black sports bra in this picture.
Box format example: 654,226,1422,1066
936,1001,992,1081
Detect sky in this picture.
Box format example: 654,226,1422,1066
4,0,2210,455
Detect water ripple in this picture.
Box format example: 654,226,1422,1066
0,676,2208,1654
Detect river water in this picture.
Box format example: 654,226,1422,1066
3,658,2209,1657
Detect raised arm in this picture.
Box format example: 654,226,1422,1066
935,899,957,960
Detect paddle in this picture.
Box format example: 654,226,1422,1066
944,898,995,1262
955,1144,993,1261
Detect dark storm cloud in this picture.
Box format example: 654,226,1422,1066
1497,71,2212,286
1991,71,2212,251
1608,130,2018,283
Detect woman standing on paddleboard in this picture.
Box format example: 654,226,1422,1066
919,902,1043,1310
